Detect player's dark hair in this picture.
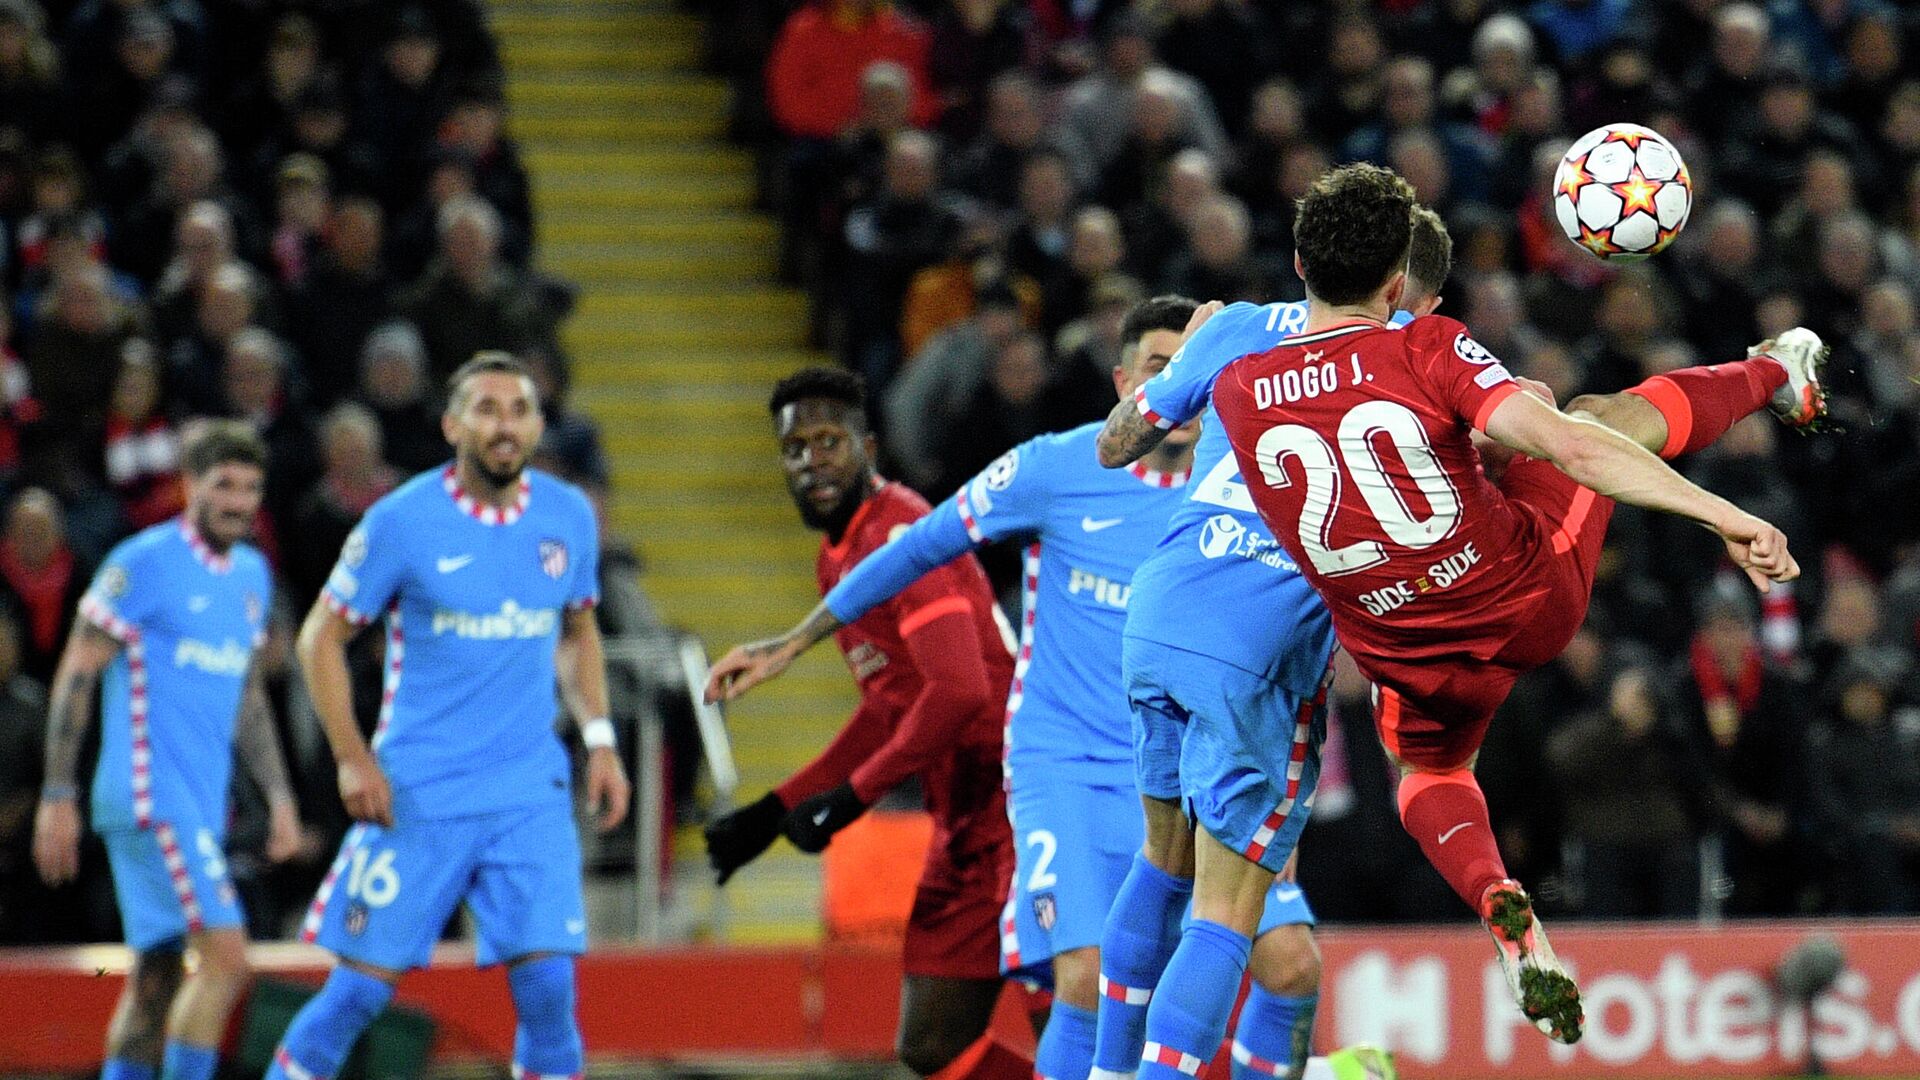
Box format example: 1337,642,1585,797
1120,295,1199,349
1407,204,1453,303
1294,164,1416,306
446,350,534,413
768,366,868,429
182,419,267,477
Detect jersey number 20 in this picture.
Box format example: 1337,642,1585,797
1253,400,1461,575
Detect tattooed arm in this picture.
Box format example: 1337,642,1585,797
236,659,303,862
33,620,121,885
1096,394,1172,468
703,601,844,704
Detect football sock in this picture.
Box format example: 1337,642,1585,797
1230,989,1317,1079
159,1041,218,1080
1625,358,1787,459
1092,854,1194,1075
103,1057,158,1080
1033,1000,1097,1080
267,965,395,1080
1398,769,1508,911
1139,920,1251,1079
508,956,584,1079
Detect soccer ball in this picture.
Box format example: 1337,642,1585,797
1552,123,1692,260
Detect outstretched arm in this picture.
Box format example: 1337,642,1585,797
1482,391,1798,590
33,619,120,885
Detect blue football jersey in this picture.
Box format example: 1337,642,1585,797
1125,302,1410,694
321,466,600,821
825,424,1189,784
83,520,272,832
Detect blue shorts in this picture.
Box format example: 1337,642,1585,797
1002,773,1142,984
1124,640,1326,874
301,801,586,970
102,816,244,951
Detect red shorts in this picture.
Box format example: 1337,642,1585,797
1370,457,1615,770
905,755,1013,980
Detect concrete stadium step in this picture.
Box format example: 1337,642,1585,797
499,36,700,71
490,9,701,37
531,172,755,209
526,145,751,176
509,77,728,118
537,212,777,247
514,113,726,142
567,319,807,351
542,245,774,282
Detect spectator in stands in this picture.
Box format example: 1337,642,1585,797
355,320,446,473
1441,13,1534,137
1683,2,1770,142
1051,203,1126,334
20,265,146,494
885,282,1024,493
435,76,533,267
286,401,396,610
1342,56,1489,204
1574,267,1674,397
220,12,323,165
1807,651,1920,914
265,153,329,287
1829,12,1903,135
102,343,183,529
525,346,608,492
1043,271,1141,426
897,214,1037,359
1119,148,1216,292
115,123,250,286
97,73,200,210
288,196,393,408
398,193,552,388
839,130,964,392
926,0,1036,141
0,0,59,147
1159,194,1270,302
1302,15,1387,146
150,199,237,345
923,328,1049,497
0,607,54,943
765,0,932,142
165,261,262,415
1156,0,1271,138
948,71,1051,208
1097,69,1205,213
1003,148,1077,317
355,5,451,208
1722,63,1877,222
11,208,137,339
1677,584,1810,916
1059,11,1226,175
0,487,82,683
823,60,918,240
1548,665,1703,918
70,9,190,168
1461,271,1545,368
220,327,316,536
1678,200,1780,364
247,75,384,214
1228,77,1305,210
1527,0,1632,66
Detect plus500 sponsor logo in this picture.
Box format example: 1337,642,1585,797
431,601,558,640
1066,568,1130,609
174,638,250,676
1321,928,1920,1077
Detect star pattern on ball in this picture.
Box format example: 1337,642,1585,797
1576,223,1619,258
1611,170,1660,216
1609,127,1651,150
1557,160,1594,202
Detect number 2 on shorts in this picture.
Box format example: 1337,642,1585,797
1025,830,1058,891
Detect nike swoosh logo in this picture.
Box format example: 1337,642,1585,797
1274,887,1301,902
187,596,210,612
566,919,585,935
1437,822,1473,845
437,555,475,574
1081,516,1124,532
812,807,832,826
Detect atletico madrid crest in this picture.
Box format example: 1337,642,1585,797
1032,893,1057,931
539,539,568,580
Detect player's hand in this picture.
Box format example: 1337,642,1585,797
1515,377,1558,407
1179,299,1226,344
1717,512,1799,593
336,752,394,827
703,636,799,704
704,791,786,885
585,746,630,832
32,796,82,886
782,783,867,854
265,797,303,863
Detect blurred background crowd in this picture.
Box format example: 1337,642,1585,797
0,0,671,945
720,0,1920,920
0,0,1917,950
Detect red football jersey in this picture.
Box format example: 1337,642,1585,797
1215,315,1575,670
797,480,1013,827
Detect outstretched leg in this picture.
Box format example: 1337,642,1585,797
1569,329,1827,459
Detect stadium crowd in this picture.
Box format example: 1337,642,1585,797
733,0,1920,919
0,0,656,945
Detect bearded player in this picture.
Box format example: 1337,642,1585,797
702,367,1017,1077
1173,164,1816,1064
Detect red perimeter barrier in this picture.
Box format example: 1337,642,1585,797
7,921,1920,1077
